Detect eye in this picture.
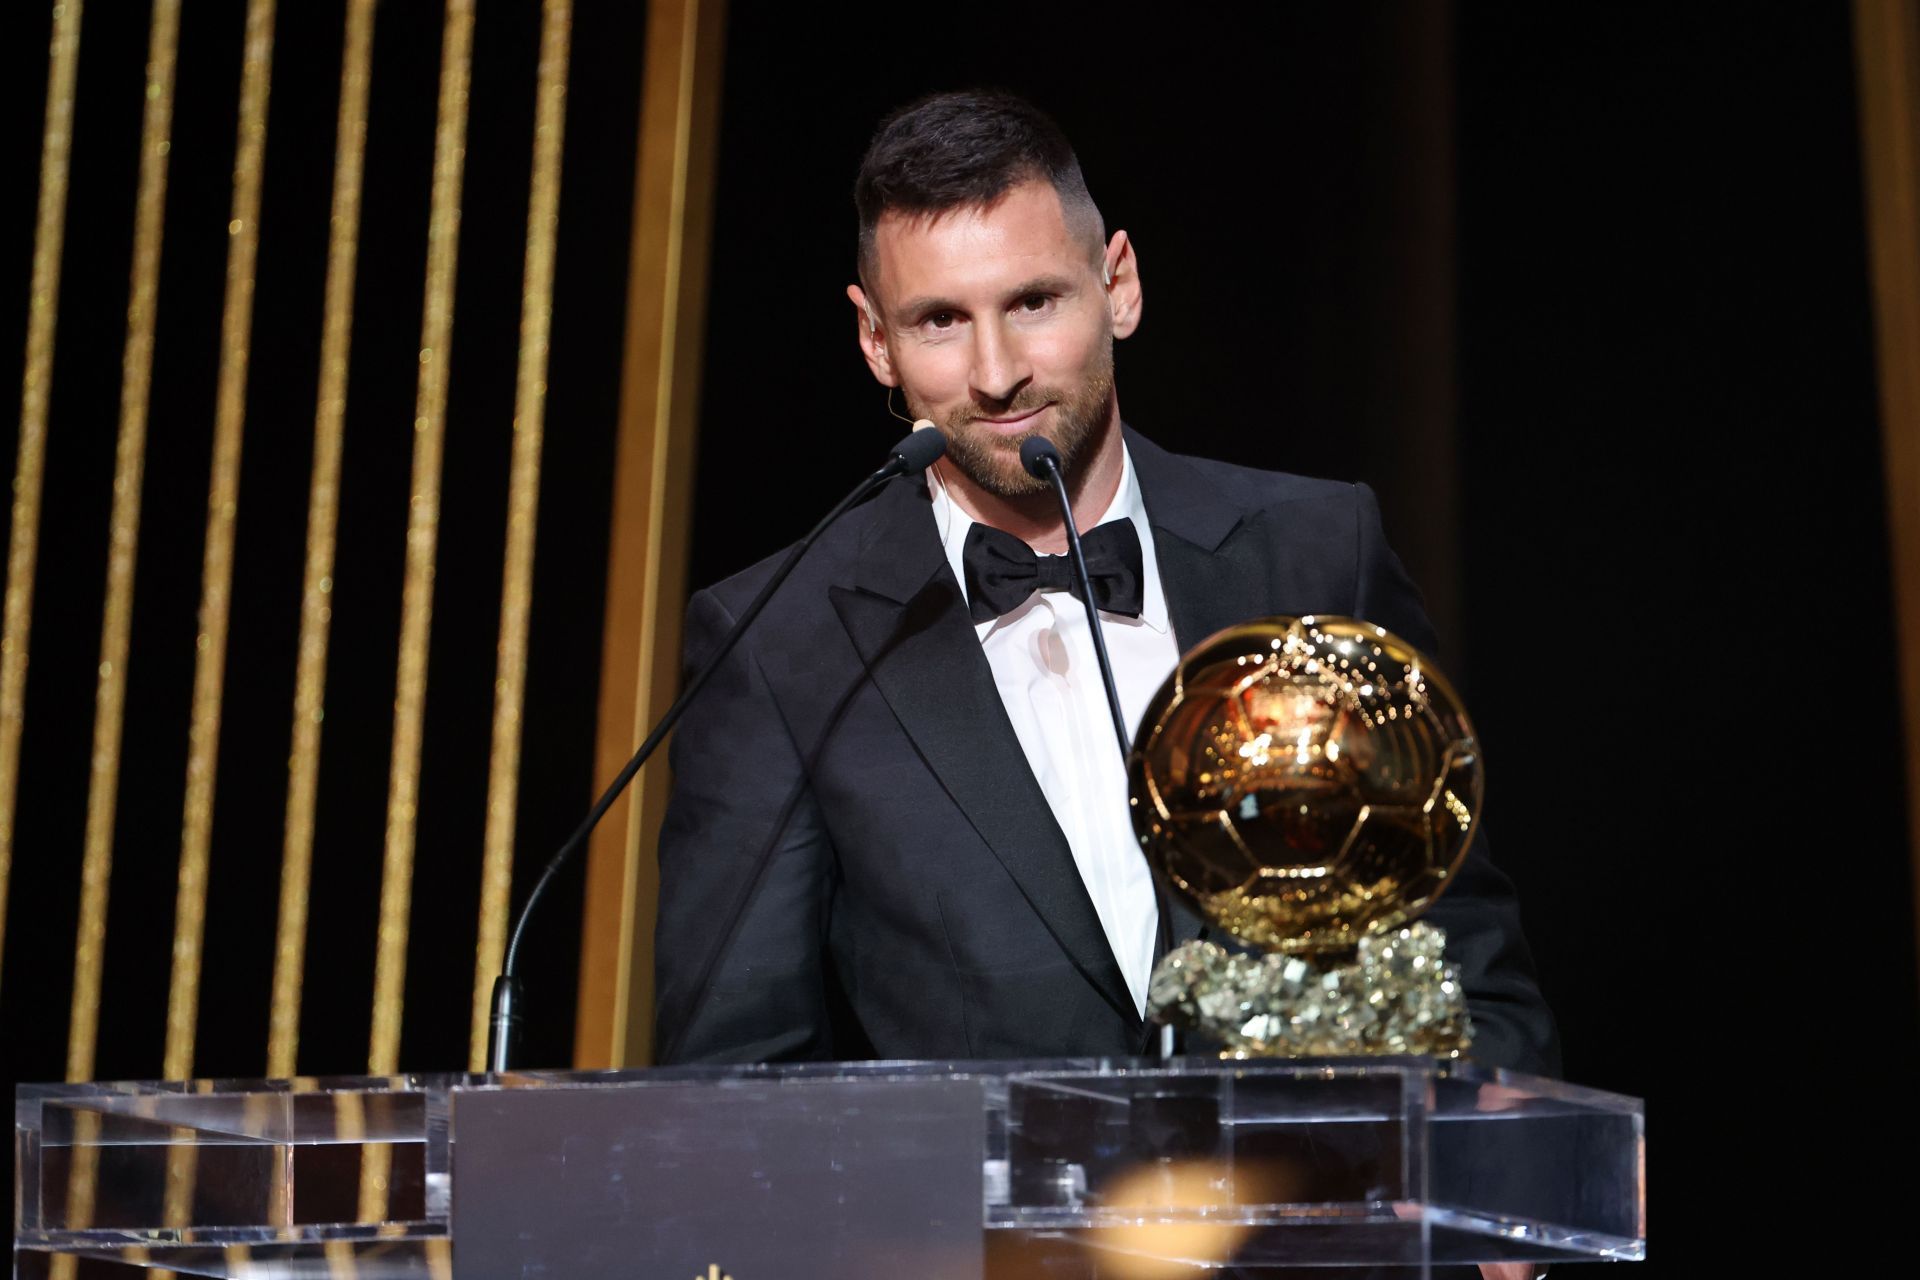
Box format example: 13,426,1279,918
1018,294,1051,313
923,311,956,330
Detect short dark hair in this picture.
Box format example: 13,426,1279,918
853,90,1104,287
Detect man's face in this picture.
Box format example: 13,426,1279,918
855,181,1127,497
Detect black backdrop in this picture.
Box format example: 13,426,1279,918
688,4,1920,1266
3,3,1917,1272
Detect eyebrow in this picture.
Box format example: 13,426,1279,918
893,274,1080,322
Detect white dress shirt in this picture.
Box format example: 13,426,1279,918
929,445,1180,1015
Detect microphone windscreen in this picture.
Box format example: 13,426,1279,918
889,423,947,473
1019,434,1062,479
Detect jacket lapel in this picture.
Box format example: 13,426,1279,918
1127,428,1274,950
1126,427,1271,653
830,478,1142,1031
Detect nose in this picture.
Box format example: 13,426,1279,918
969,317,1032,405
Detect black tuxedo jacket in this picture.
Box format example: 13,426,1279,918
653,428,1560,1074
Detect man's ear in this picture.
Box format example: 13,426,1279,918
847,284,898,386
1102,231,1143,339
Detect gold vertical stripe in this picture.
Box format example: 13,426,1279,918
370,0,475,1077
331,1090,372,1226
470,0,573,1071
0,0,83,996
268,1129,293,1228
49,1108,109,1280
270,0,377,1081
1853,0,1920,984
160,1137,196,1236
575,0,726,1068
357,1141,394,1226
54,1105,102,1280
152,1002,218,1280
337,1087,390,1236
323,1239,360,1279
66,0,181,1085
164,0,276,1085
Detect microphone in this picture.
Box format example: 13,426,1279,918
891,419,947,473
1023,435,1178,1062
1019,436,1132,761
486,422,947,1072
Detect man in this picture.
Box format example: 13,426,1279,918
654,91,1558,1076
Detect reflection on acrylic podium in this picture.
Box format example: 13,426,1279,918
16,1056,1643,1278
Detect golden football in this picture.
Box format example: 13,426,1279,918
1128,617,1482,954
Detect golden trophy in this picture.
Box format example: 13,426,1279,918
1131,616,1482,1057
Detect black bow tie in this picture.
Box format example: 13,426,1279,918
961,519,1146,623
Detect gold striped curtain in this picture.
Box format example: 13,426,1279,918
0,0,718,1088
1854,0,1920,985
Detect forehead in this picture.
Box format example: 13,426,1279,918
868,180,1084,306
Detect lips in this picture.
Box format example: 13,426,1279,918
968,403,1051,431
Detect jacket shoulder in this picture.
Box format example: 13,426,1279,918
1132,435,1369,552
1170,451,1360,509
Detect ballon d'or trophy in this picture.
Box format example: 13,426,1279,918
1132,617,1482,1057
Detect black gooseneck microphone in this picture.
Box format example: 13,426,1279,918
1022,434,1178,1062
486,425,948,1072
1019,435,1132,760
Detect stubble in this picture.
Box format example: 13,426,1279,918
919,341,1116,498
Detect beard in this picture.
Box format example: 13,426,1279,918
913,343,1116,498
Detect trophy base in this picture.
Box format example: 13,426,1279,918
1146,922,1473,1058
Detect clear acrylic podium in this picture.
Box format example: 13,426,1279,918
16,1057,1644,1278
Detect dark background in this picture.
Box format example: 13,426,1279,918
4,2,1917,1271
